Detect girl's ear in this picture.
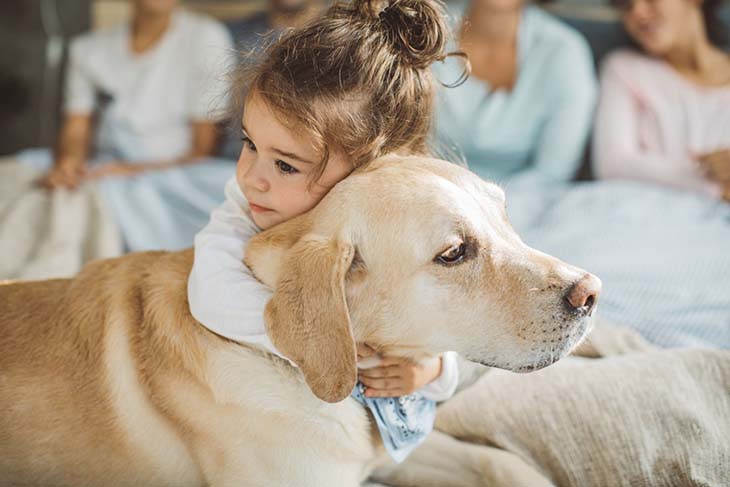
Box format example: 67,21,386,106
263,234,358,403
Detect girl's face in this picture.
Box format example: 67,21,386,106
236,94,353,230
616,0,702,56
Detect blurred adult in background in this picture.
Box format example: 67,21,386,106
228,0,324,52
593,0,730,200
41,0,233,189
434,0,597,184
219,0,325,160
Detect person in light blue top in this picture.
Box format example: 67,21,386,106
434,0,598,184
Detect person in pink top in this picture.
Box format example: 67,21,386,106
593,0,730,201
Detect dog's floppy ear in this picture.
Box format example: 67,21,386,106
244,214,311,288
264,233,357,403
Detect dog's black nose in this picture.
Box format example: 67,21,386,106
565,274,601,314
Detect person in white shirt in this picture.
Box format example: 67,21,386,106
187,0,462,462
42,0,233,189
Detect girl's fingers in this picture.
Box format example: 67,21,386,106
358,367,401,379
359,377,403,390
364,387,409,398
377,356,411,367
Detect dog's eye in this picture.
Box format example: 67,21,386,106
435,243,466,266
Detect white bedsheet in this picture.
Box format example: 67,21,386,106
506,177,730,349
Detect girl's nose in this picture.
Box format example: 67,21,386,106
242,157,270,193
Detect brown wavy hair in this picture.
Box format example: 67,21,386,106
234,0,461,181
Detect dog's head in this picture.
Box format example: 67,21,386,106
245,155,601,402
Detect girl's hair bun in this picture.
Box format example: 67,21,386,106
355,0,449,70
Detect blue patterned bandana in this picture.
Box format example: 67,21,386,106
351,382,436,463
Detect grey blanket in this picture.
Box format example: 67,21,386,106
0,159,122,280
372,325,730,487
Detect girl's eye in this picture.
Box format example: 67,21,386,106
275,160,299,175
241,136,256,152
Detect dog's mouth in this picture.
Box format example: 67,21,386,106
512,359,558,374
514,317,592,373
472,360,556,373
470,316,593,373
478,354,564,374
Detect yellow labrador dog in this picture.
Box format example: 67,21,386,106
0,155,600,486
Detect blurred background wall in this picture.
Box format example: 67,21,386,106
0,1,89,155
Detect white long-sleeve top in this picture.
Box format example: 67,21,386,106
188,177,459,402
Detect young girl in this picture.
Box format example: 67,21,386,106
188,0,460,462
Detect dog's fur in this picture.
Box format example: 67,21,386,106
0,156,598,486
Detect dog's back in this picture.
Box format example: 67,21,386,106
1,278,70,365
0,252,203,486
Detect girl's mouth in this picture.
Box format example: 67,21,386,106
249,203,272,213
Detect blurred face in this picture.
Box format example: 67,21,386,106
615,0,702,55
473,0,523,13
237,93,353,230
271,0,312,14
133,0,178,16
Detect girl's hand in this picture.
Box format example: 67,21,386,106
358,356,442,398
698,149,730,184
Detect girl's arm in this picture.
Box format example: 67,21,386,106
419,352,459,402
358,352,460,400
188,177,290,359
